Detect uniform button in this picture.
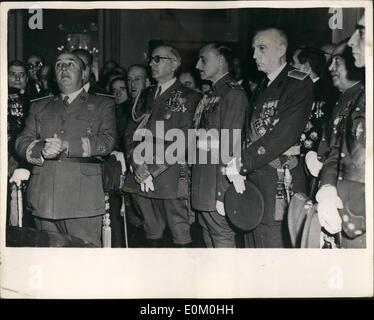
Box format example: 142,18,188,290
338,176,343,180
341,152,346,157
60,130,65,134
217,191,222,197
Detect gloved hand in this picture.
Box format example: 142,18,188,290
216,200,226,216
132,161,151,184
225,158,246,194
316,185,344,234
9,168,30,187
305,151,323,177
140,175,155,193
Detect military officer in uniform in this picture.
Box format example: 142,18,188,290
123,45,200,247
191,43,248,248
316,15,366,248
226,28,314,248
15,52,116,247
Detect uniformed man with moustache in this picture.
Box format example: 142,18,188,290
226,28,314,248
191,43,248,248
316,14,366,248
16,52,116,247
123,45,200,247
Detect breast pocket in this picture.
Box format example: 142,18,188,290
39,116,57,138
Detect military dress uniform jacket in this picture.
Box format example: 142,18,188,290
320,82,365,186
15,90,116,220
240,65,314,225
191,74,248,212
123,80,201,199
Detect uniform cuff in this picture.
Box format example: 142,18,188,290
26,140,45,166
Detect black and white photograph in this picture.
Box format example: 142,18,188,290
1,1,372,299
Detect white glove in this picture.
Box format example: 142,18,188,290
305,151,323,177
216,200,226,216
9,168,30,187
111,151,127,173
140,175,154,193
226,158,246,194
316,185,344,234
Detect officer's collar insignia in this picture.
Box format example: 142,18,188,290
288,69,309,80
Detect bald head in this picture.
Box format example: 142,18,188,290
252,28,288,75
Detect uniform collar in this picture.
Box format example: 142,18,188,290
212,72,230,86
157,77,177,96
267,62,287,86
61,87,84,104
83,82,90,92
341,81,363,98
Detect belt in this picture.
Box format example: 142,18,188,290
48,156,103,164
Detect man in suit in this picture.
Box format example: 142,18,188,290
123,45,200,247
16,52,116,247
226,28,314,248
316,14,366,248
191,43,248,248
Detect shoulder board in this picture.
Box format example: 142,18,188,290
30,94,54,103
226,81,243,90
287,69,309,81
94,92,115,98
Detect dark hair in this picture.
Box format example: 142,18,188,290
210,43,233,68
297,46,326,77
8,60,27,70
109,76,128,93
72,49,94,66
338,44,365,81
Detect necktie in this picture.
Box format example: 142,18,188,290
63,96,70,107
154,86,162,100
251,76,270,104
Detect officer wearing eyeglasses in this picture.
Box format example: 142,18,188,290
26,54,45,99
16,52,116,247
123,45,201,247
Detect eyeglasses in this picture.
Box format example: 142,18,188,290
26,62,43,70
149,55,174,64
8,72,27,79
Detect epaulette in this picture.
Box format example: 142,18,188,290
94,92,115,99
287,69,309,81
226,81,243,90
30,94,54,103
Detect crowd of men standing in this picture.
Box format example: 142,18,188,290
7,14,366,249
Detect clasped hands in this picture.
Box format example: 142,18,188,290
42,133,68,159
